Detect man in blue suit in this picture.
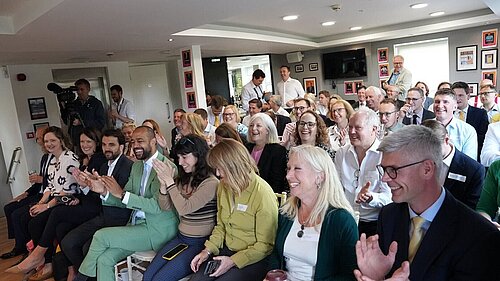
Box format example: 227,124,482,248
76,126,179,281
354,125,499,281
422,120,484,209
452,82,489,157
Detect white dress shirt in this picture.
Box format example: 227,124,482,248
112,98,135,129
241,81,265,112
445,117,478,160
334,139,392,222
277,77,305,108
480,122,500,167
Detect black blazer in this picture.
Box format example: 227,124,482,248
26,153,52,196
246,143,287,193
98,154,134,223
466,106,489,154
402,108,435,125
276,115,291,137
377,191,500,281
444,149,484,209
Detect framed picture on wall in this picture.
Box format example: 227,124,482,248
309,63,318,71
353,80,364,92
379,79,387,89
481,49,498,69
456,45,477,71
295,64,304,73
33,122,49,133
184,71,193,88
377,48,389,63
482,28,498,48
468,83,479,97
344,81,354,95
28,97,48,120
182,49,191,67
378,63,389,78
303,77,317,95
186,91,197,108
482,70,497,86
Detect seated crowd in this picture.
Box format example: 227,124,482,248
3,74,500,281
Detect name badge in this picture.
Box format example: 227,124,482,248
448,172,466,182
237,204,248,212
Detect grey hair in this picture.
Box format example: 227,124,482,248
351,107,380,128
366,86,384,98
247,113,279,144
269,95,282,107
378,125,443,178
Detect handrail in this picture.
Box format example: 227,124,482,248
7,147,21,184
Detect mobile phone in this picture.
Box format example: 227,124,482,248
55,194,76,204
204,260,221,275
162,243,188,260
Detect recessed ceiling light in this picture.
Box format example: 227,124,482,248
429,11,445,17
168,38,174,42
282,15,299,21
322,21,336,26
350,26,362,31
410,3,428,9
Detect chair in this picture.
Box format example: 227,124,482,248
275,192,287,207
115,250,156,281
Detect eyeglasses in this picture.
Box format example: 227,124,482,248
479,91,496,96
394,62,403,65
352,169,360,187
222,113,235,117
405,97,421,102
331,108,345,114
376,159,427,179
179,137,195,146
294,106,308,112
298,121,317,128
379,111,398,117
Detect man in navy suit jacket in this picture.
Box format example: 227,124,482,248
452,82,489,155
401,87,435,125
354,126,499,281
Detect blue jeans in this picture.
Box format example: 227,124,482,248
143,233,207,281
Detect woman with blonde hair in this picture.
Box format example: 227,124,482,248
327,99,355,151
189,139,278,281
222,105,248,141
180,113,206,139
121,122,136,160
143,119,169,155
268,145,358,280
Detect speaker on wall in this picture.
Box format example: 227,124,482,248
286,52,304,63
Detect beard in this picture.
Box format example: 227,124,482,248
134,146,152,160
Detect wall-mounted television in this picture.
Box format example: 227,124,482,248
322,49,367,79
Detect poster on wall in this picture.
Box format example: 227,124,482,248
182,50,192,67
353,80,364,92
378,63,389,78
186,92,197,108
28,97,48,120
184,71,193,88
379,79,387,89
482,70,497,86
481,49,498,69
468,83,479,97
456,45,477,71
482,29,498,49
344,81,354,95
303,77,317,95
377,48,388,63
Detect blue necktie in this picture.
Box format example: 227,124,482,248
132,164,149,225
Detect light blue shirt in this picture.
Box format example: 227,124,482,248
445,117,478,160
408,187,446,237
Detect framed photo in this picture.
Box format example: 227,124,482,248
353,80,364,92
468,83,479,97
377,47,389,63
344,81,354,95
482,70,497,86
33,122,49,133
379,63,389,78
303,77,317,95
184,71,193,88
28,97,48,120
481,49,498,69
309,63,318,71
182,49,191,67
186,91,197,108
379,79,387,89
482,29,498,48
295,64,304,73
456,45,477,71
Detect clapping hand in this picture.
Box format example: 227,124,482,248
354,261,410,281
354,234,397,281
101,176,123,198
152,159,176,187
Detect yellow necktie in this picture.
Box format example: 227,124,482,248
458,110,465,121
214,115,220,127
408,216,426,262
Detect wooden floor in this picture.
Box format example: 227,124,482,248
0,216,55,281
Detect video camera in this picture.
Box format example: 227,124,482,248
47,83,83,126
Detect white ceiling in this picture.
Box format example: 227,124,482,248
0,0,498,65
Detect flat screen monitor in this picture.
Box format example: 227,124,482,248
322,49,367,79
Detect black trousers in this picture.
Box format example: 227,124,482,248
189,245,268,281
358,220,378,237
6,194,42,250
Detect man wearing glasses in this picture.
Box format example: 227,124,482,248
280,98,312,149
478,84,500,122
401,87,435,125
335,108,392,237
354,125,499,281
379,99,403,136
382,55,412,99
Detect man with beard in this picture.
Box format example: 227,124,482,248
109,85,136,129
75,126,178,281
61,129,134,278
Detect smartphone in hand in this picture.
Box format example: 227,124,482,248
204,260,221,275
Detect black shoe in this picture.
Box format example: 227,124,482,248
0,248,27,259
73,273,89,281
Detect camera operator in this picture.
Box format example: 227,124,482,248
62,79,106,152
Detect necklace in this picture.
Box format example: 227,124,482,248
297,208,307,238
